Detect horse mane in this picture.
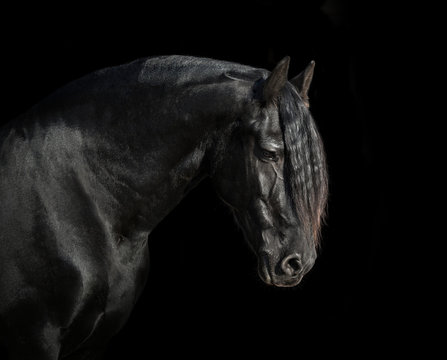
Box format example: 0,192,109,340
278,83,328,245
138,55,265,87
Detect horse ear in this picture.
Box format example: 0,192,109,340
263,56,290,103
290,61,315,108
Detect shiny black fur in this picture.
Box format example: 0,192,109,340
0,55,327,359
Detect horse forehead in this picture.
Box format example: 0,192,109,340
260,108,282,137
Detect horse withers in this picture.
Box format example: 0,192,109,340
0,55,327,359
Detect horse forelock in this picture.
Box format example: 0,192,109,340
278,83,328,245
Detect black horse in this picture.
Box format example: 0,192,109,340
0,55,328,359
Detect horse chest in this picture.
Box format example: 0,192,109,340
58,233,150,356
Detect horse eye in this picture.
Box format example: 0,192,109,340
261,150,278,161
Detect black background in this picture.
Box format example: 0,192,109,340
1,0,433,357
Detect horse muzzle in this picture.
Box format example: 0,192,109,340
257,251,315,287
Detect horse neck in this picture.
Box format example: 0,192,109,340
145,80,246,194
82,78,248,232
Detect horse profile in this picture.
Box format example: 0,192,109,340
0,55,328,359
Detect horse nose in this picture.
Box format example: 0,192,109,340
280,253,303,277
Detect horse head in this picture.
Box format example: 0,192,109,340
214,57,328,287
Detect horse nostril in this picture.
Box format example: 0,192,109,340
288,257,301,272
281,253,302,277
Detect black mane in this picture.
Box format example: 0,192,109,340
278,83,328,244
138,55,265,86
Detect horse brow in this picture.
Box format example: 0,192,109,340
258,137,283,150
